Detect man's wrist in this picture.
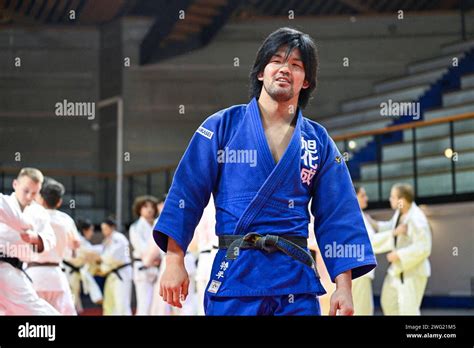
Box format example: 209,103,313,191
335,270,352,290
165,252,185,265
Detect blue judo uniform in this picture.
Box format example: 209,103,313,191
154,98,377,315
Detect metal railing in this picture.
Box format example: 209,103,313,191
2,112,472,224
332,111,474,207
0,166,176,226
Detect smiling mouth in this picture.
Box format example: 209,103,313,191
275,77,291,83
275,78,291,86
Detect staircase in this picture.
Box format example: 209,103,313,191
140,0,241,64
318,38,474,201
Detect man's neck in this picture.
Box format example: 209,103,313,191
257,93,298,126
143,217,154,225
14,194,26,212
400,202,412,215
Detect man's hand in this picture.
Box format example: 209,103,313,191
393,224,407,237
159,237,189,308
329,270,354,316
20,230,44,252
386,251,399,263
72,239,81,250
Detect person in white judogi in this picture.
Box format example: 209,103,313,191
63,218,103,313
374,184,432,315
26,178,79,315
97,218,132,315
194,197,217,315
0,168,59,315
143,238,198,315
142,235,166,315
142,194,197,315
129,195,160,315
351,185,408,315
141,194,198,315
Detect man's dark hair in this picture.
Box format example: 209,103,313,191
354,185,362,194
40,177,65,209
249,27,318,109
132,195,159,218
102,217,117,227
77,218,93,233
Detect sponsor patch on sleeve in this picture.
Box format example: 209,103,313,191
197,126,214,140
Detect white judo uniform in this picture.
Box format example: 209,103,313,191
0,193,59,315
194,198,217,315
144,246,197,315
100,231,132,315
64,235,103,313
376,203,432,315
26,209,78,315
352,212,380,315
129,217,159,315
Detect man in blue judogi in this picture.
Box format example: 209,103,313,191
153,27,376,316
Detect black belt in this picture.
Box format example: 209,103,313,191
0,254,23,270
62,260,82,274
133,258,146,271
200,246,218,254
105,262,132,281
218,233,319,278
133,258,160,271
0,254,32,282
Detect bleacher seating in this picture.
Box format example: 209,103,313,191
318,39,474,201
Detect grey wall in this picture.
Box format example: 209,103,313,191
0,26,100,171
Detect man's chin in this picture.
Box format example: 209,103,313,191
269,91,293,103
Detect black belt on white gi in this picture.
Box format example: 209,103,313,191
62,260,82,274
218,233,319,278
0,253,33,282
133,258,160,271
105,262,132,281
200,246,218,254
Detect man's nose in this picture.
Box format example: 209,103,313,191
279,63,290,72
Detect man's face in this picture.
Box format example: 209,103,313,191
389,187,402,211
13,176,41,208
101,223,114,238
140,201,156,220
83,226,94,241
357,188,368,210
258,46,309,104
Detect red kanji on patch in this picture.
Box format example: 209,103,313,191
301,167,316,185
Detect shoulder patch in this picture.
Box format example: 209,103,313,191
196,126,214,140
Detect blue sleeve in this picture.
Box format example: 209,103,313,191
153,114,221,253
310,129,376,282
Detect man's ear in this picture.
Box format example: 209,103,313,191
302,80,310,89
12,179,17,190
257,72,264,81
56,198,63,209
